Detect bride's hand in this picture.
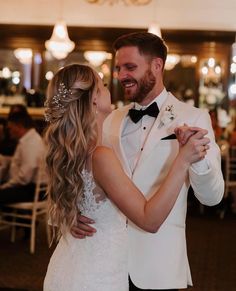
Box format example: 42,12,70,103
176,127,210,165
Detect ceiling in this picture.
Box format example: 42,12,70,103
0,0,236,32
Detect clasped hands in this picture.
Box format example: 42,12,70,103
175,124,210,161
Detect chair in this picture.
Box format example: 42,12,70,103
219,145,236,218
0,164,51,254
224,146,236,197
199,140,229,216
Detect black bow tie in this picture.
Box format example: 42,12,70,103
128,102,159,123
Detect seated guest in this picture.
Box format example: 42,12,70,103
0,111,46,205
0,104,29,156
8,103,28,116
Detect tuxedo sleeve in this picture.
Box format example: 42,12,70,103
189,109,224,206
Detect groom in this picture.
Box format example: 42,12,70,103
71,32,224,290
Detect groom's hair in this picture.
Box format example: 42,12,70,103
113,32,168,65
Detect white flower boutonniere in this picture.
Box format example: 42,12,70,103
158,105,177,128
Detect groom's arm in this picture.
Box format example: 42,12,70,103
189,110,224,206
71,215,97,239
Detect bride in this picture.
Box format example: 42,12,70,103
43,64,209,291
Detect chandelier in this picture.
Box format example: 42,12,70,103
14,48,33,64
84,51,109,67
86,0,151,5
45,20,75,60
164,54,181,71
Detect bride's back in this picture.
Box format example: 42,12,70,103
44,168,128,291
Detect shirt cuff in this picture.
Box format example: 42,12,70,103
190,158,210,175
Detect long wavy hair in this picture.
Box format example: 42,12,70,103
43,64,98,239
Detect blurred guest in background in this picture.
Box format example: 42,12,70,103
0,104,28,156
209,108,223,142
0,111,45,205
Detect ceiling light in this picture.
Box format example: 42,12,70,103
14,48,33,64
45,20,75,60
84,51,109,67
164,54,180,70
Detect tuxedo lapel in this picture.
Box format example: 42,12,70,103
110,104,133,177
135,93,183,170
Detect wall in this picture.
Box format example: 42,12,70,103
0,0,236,32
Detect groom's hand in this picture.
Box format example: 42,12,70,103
70,214,97,239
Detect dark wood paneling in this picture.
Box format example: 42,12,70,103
0,24,234,106
0,24,235,52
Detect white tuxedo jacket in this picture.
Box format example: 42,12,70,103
103,92,224,289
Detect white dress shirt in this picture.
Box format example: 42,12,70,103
121,88,209,175
0,128,46,189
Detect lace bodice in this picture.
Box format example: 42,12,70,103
79,169,108,216
44,169,128,291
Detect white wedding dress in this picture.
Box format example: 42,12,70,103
44,169,128,291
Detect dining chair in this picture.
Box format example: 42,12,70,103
0,164,51,254
219,145,236,218
224,146,236,196
199,140,229,216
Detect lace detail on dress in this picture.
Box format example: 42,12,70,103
44,168,128,291
79,169,107,215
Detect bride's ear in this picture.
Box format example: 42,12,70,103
92,99,98,115
92,93,97,105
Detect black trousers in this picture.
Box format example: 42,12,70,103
129,277,178,291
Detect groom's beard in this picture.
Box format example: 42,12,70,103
124,68,156,104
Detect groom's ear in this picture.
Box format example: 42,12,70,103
152,57,164,73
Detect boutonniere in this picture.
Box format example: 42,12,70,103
158,105,177,128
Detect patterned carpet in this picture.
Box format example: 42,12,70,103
0,204,236,291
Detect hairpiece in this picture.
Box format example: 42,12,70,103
45,82,73,122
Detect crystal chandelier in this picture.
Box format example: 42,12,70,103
84,51,108,67
14,48,33,64
164,54,181,71
45,20,75,60
86,0,151,5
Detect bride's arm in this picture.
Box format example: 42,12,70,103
93,129,209,233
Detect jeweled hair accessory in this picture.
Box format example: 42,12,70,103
44,82,73,122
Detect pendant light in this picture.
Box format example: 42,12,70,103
45,0,75,60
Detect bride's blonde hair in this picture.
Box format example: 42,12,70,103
44,64,98,238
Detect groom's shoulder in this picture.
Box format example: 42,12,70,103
103,104,130,131
107,103,131,119
171,94,205,116
115,103,131,113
